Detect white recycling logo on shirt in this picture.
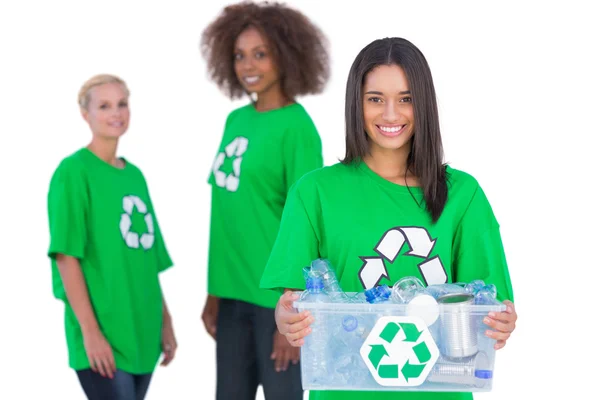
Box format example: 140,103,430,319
359,226,447,289
212,136,249,192
119,195,155,250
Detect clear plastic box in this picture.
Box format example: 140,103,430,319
293,292,506,392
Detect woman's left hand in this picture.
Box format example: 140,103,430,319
483,300,517,350
161,317,178,366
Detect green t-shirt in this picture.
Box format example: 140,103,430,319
47,148,173,374
207,102,323,309
260,162,514,400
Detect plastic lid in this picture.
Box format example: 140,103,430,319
342,315,358,332
364,285,391,303
306,277,324,291
475,369,493,379
437,293,474,305
407,294,439,326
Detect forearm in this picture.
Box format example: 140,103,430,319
56,254,100,335
161,288,172,325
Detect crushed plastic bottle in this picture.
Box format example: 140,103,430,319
303,259,351,302
364,285,391,304
302,276,331,385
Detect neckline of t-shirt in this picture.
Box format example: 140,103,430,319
247,101,301,115
80,147,131,173
357,161,424,195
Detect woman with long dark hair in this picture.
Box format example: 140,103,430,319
261,37,518,400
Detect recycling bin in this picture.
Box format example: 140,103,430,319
293,292,506,392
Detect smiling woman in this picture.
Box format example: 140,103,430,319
198,1,331,399
260,37,518,400
46,74,178,400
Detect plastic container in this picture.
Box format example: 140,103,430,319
293,292,505,392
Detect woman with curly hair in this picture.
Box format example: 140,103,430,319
199,1,330,399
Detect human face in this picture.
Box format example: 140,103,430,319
82,82,129,139
233,26,280,96
362,64,414,154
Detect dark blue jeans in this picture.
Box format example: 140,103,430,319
216,299,303,400
76,369,153,400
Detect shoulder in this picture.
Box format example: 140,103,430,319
445,165,496,219
446,165,481,198
281,103,321,147
225,103,253,124
286,103,317,127
292,163,353,193
51,148,88,179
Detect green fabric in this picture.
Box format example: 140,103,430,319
207,102,323,309
261,161,513,400
47,148,173,373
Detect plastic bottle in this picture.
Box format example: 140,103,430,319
392,277,439,326
427,351,493,388
474,284,499,305
364,285,391,304
330,315,370,385
302,276,331,385
425,283,466,299
306,259,350,302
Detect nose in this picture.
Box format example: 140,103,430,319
239,56,255,72
382,102,399,123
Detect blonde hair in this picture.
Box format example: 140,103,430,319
78,74,130,110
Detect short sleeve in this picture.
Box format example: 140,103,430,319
282,116,323,193
260,181,320,292
139,174,173,273
452,186,514,302
47,159,88,260
147,199,173,273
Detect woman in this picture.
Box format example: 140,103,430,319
47,74,177,400
261,37,518,400
200,1,330,399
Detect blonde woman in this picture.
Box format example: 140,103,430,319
47,74,177,400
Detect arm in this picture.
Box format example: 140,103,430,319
160,289,177,366
56,254,115,378
453,183,517,350
56,254,100,334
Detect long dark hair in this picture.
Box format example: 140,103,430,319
342,37,448,223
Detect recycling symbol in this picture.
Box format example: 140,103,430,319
212,136,249,192
119,195,154,250
359,226,448,289
360,316,439,386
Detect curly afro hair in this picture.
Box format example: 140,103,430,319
201,1,330,100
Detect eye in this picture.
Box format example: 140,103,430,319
399,97,412,103
367,97,383,103
119,102,128,108
99,104,109,109
255,51,266,59
234,53,243,61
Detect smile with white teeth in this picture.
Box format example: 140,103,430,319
379,125,402,133
244,76,260,84
109,121,124,127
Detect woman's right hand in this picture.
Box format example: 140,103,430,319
82,328,116,379
275,291,315,347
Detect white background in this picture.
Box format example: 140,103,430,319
1,0,598,398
